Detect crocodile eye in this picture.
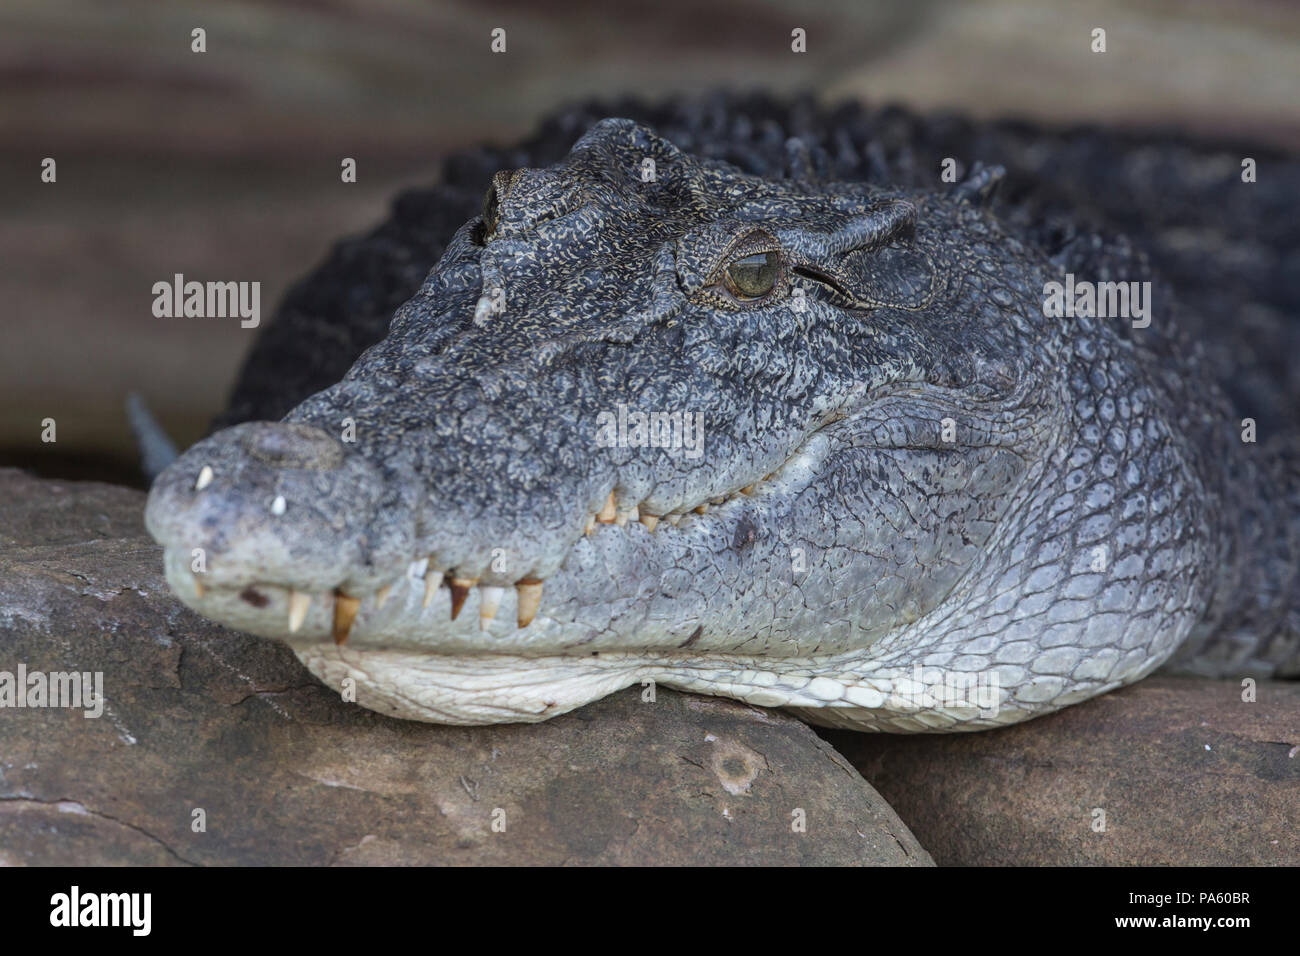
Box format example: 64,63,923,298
724,251,780,299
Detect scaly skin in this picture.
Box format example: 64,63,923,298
145,113,1298,730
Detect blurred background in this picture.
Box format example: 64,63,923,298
2,0,1297,484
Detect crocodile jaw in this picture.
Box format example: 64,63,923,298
158,545,1186,731
151,399,1195,732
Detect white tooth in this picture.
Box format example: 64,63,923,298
195,465,214,491
479,586,504,630
423,569,444,608
408,558,429,580
287,590,311,633
666,513,682,526
615,505,639,527
270,495,286,516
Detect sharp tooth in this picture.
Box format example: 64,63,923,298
288,590,311,633
479,586,504,630
375,585,392,609
408,557,428,580
615,505,638,527
710,496,725,506
596,492,617,523
666,513,682,526
584,513,596,535
741,485,755,495
193,573,205,598
449,577,477,620
516,579,543,628
423,569,444,608
694,504,709,515
640,513,659,531
195,466,213,491
270,495,287,516
333,592,360,645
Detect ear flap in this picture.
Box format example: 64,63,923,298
839,241,937,310
778,201,937,311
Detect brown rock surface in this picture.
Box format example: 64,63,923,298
0,469,931,866
829,676,1299,865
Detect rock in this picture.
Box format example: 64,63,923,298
828,676,1299,865
0,469,930,866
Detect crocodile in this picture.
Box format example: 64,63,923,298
144,96,1300,731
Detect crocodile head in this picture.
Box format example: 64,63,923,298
146,119,1209,729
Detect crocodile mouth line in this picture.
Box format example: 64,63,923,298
169,378,1014,651
168,423,836,649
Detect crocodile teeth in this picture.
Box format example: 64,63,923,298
740,485,755,495
584,513,596,535
375,585,391,609
288,589,311,633
193,573,205,598
479,586,504,630
195,465,213,491
333,592,360,645
516,579,543,628
694,504,709,515
449,578,477,620
423,569,444,608
596,492,617,523
615,505,639,527
666,513,682,526
640,513,659,531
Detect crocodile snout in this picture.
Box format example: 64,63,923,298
145,421,417,625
